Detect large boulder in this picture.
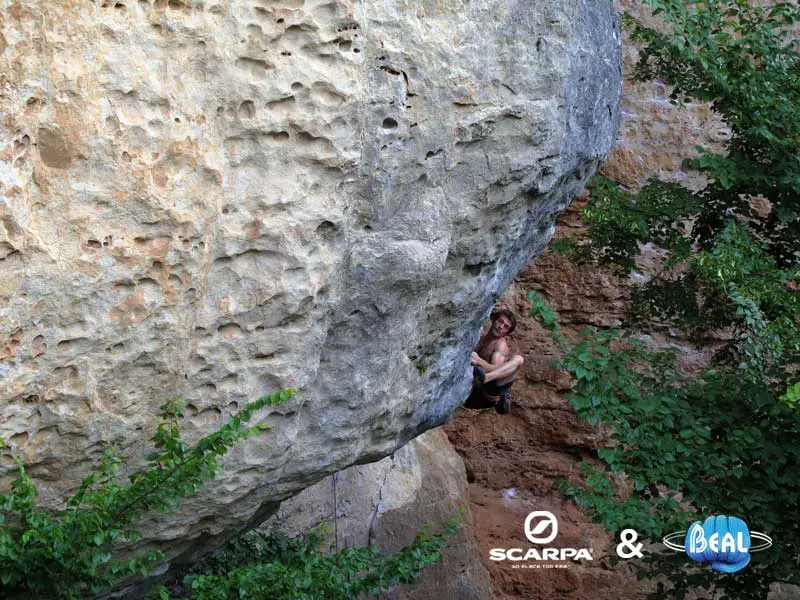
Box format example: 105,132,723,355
0,0,621,564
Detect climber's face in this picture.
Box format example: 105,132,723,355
492,314,513,338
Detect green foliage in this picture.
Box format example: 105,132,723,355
569,0,800,272
527,290,561,333
0,386,454,600
780,382,800,408
0,390,295,599
625,0,800,268
155,514,461,600
540,2,800,596
557,177,697,272
531,295,800,598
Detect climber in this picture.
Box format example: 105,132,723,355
464,308,524,415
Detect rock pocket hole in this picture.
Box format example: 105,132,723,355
315,220,339,241
266,131,291,142
10,432,29,448
382,117,398,130
463,263,484,276
237,100,255,119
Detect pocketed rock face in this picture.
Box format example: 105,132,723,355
0,0,620,564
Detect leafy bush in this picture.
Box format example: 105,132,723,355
0,390,294,599
536,1,799,597
626,0,800,267
0,389,456,600
530,285,799,598
155,517,460,600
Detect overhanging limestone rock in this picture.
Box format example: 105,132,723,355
0,0,621,565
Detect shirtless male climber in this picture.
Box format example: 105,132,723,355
464,308,524,415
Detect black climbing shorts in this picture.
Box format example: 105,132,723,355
464,367,513,410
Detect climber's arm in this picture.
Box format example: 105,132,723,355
471,340,509,372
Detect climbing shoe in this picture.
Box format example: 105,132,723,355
495,392,511,415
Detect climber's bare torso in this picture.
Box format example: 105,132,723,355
470,313,523,386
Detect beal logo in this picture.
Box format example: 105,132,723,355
490,510,594,563
662,515,772,573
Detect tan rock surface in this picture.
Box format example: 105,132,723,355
0,0,621,567
602,0,730,190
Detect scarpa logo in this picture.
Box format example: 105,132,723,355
662,515,772,573
524,511,558,544
490,510,594,565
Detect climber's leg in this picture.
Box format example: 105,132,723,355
483,354,523,385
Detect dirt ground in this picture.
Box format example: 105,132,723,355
443,202,654,598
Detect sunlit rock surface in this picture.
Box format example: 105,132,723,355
0,0,620,564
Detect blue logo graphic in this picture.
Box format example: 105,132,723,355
662,515,772,573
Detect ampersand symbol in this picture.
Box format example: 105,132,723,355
616,528,644,559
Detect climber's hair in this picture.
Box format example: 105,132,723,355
490,308,517,335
